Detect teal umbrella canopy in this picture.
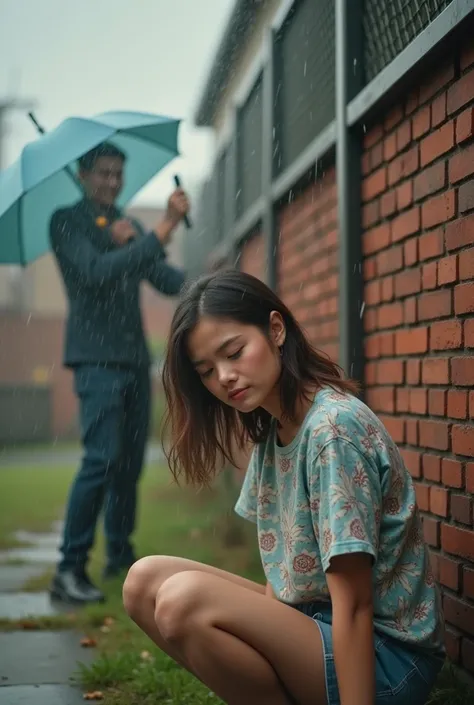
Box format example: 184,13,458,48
0,111,181,265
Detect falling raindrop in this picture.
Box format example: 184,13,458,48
353,58,357,74
359,301,366,318
26,313,31,326
304,61,307,77
363,124,367,133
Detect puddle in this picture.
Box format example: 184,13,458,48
0,592,73,620
0,565,52,593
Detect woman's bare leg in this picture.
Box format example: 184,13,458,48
123,557,327,705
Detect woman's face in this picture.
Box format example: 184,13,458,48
187,313,285,413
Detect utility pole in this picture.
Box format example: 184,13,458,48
0,96,36,171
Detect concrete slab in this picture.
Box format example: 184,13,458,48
0,631,95,686
0,547,60,564
0,592,75,620
0,565,51,593
0,684,88,704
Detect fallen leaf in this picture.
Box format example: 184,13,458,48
103,617,115,626
83,691,104,701
140,650,153,661
80,637,97,648
99,625,111,634
19,620,39,630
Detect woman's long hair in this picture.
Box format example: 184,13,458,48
161,269,358,486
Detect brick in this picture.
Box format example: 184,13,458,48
454,282,474,314
381,276,394,302
405,90,418,115
406,359,421,384
371,141,383,169
364,309,377,333
395,326,427,355
438,555,461,590
422,357,449,385
409,388,427,414
438,254,458,285
395,268,421,297
391,207,420,243
419,419,449,450
451,493,472,525
413,161,446,201
468,462,474,492
430,486,449,517
363,223,390,255
388,146,419,186
419,229,444,260
415,482,430,511
384,105,403,132
418,289,452,320
428,389,446,416
404,297,417,324
459,248,474,280
442,523,474,560
422,261,437,290
379,332,394,356
420,62,455,104
366,387,394,413
430,320,462,350
379,415,405,443
377,302,404,330
380,191,396,218
448,390,468,419
412,106,431,138
445,629,461,663
423,516,440,547
464,567,474,600
431,93,446,127
376,247,403,276
421,121,455,167
459,179,474,214
406,419,418,445
421,190,456,229
455,106,474,144
471,390,474,417
423,454,441,482
362,151,371,176
383,133,397,161
362,167,387,202
452,357,474,387
404,238,418,266
364,124,383,149
396,181,413,211
396,388,409,413
466,319,474,347
461,637,474,675
449,142,474,184
447,69,474,115
452,424,474,457
445,213,474,251
401,449,421,478
396,121,411,152
362,201,380,229
376,359,404,384
443,595,474,635
442,458,463,488
365,280,380,306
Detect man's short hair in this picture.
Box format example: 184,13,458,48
78,142,126,172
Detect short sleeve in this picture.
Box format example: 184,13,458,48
312,438,382,572
234,446,260,524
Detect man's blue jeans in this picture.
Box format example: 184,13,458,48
59,364,150,572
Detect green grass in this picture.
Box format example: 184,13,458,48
0,459,472,704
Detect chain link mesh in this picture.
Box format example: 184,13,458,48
363,0,453,82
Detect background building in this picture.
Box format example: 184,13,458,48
190,0,474,680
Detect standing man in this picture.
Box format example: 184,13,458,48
49,142,189,604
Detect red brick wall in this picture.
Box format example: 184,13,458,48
361,44,474,673
239,232,266,281
278,168,339,361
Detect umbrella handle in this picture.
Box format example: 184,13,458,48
28,112,45,135
173,175,191,229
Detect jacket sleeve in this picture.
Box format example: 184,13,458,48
145,254,186,296
49,210,166,286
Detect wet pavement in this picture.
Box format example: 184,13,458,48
0,520,95,704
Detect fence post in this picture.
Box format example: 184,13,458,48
336,0,365,388
262,28,277,291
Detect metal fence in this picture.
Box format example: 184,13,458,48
187,0,473,379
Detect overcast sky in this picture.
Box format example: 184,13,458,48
0,0,234,204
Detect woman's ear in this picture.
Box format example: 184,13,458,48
269,311,286,348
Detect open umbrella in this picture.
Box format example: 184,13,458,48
0,110,183,265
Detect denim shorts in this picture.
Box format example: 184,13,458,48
294,602,445,705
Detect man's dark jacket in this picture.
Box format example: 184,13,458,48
49,199,185,368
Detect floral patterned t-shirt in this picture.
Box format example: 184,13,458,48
235,387,445,652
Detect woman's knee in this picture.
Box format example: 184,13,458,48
122,556,166,616
155,571,208,642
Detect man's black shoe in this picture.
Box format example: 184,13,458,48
50,570,106,604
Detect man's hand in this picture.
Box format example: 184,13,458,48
109,219,137,247
154,188,190,245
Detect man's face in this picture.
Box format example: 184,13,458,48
79,156,124,207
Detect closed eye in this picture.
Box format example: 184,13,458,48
228,348,243,360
